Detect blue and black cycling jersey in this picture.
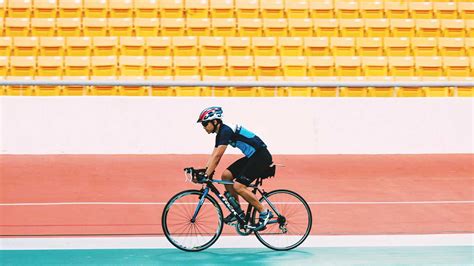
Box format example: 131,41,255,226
215,123,267,158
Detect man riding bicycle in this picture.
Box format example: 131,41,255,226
196,106,274,231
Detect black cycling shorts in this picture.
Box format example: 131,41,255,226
227,148,273,186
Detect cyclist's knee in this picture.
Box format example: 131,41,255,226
233,182,246,193
222,169,233,181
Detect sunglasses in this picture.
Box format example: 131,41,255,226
201,121,210,127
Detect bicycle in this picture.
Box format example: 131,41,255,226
161,165,312,252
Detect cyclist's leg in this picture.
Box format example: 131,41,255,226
233,182,264,212
225,157,248,202
222,169,239,202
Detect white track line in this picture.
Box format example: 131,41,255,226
0,201,473,206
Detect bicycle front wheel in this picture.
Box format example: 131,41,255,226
162,190,223,252
253,189,312,251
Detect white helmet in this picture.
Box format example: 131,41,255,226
197,107,223,123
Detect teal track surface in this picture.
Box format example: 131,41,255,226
1,247,473,266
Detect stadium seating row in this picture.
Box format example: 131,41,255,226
0,0,473,19
0,17,472,37
2,36,474,57
1,75,472,97
0,55,473,77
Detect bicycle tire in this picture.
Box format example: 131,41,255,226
253,189,312,251
162,189,223,252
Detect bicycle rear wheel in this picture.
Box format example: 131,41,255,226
253,189,312,251
162,190,223,252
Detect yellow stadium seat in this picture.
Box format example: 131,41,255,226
395,76,423,97
84,0,108,18
279,37,304,56
228,56,254,76
56,18,81,37
83,18,107,37
0,0,5,17
134,18,160,37
119,56,146,76
281,76,312,97
146,56,173,76
339,19,364,38
0,19,3,36
465,20,474,38
335,56,361,76
385,2,409,19
201,56,226,76
286,0,309,19
238,18,263,37
61,76,88,95
173,75,206,97
235,0,259,19
5,18,30,37
7,0,32,18
39,37,65,56
0,56,9,76
117,76,149,96
412,37,438,56
390,19,415,38
147,75,173,96
331,37,356,56
108,18,134,37
255,56,281,76
256,76,285,97
304,37,330,56
261,0,284,19
0,37,12,56
190,0,215,19
229,76,258,97
458,2,474,20
357,37,383,56
212,18,237,36
66,37,91,56
37,56,63,76
5,76,35,95
449,76,474,97
441,19,465,38
263,19,288,37
308,56,334,76
389,56,415,76
200,36,225,56
33,0,57,18
34,76,62,96
335,1,358,19
415,56,443,76
366,76,395,97
311,76,338,97
409,2,433,19
91,56,118,76
65,56,90,76
109,0,133,18
362,56,388,76
146,37,172,56
288,18,313,37
92,37,118,56
160,0,184,18
58,0,82,18
309,1,333,19
161,18,186,36
10,56,36,76
120,37,146,56
226,37,251,56
360,1,383,19
88,76,119,96
434,2,458,20
339,76,368,97
384,37,410,56
186,18,211,36
465,38,474,57
421,76,452,97
438,37,465,56
13,37,38,56
416,19,441,37
31,18,56,37
365,19,390,38
174,56,200,76
313,19,339,37
210,0,233,18
282,56,307,76
135,0,158,18
202,76,230,97
172,36,198,56
443,56,470,77
252,37,277,56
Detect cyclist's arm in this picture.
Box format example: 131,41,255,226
205,145,227,176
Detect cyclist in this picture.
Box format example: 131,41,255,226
196,106,274,231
